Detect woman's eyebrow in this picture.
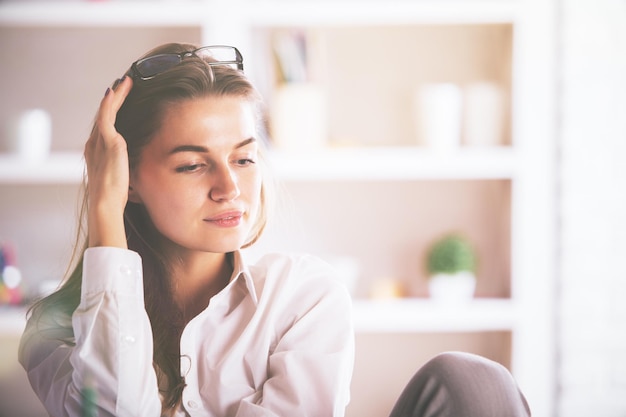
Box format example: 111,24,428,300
168,138,256,155
235,137,257,149
168,145,209,155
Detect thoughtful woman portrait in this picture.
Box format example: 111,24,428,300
14,42,534,417
18,43,355,416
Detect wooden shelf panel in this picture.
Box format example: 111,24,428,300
0,147,516,184
0,299,518,336
352,298,518,333
269,146,517,181
0,1,518,27
244,1,518,25
0,1,206,27
0,306,27,335
0,153,84,184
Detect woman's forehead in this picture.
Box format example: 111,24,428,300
150,97,258,152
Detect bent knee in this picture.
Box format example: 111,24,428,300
391,352,531,417
421,352,520,394
427,351,508,373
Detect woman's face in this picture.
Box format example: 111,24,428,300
129,96,262,255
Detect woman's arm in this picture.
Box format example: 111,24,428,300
237,256,355,417
84,76,133,249
19,77,161,416
19,248,162,417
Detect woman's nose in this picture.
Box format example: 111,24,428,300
209,165,240,202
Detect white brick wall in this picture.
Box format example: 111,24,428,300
559,0,626,416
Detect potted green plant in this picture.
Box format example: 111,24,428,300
425,233,477,302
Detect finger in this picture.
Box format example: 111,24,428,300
111,78,122,91
103,76,133,117
110,75,133,111
97,90,118,141
85,101,104,153
98,76,133,139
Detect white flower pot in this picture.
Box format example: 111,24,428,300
428,271,476,303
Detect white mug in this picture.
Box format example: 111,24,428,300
14,108,52,162
414,83,463,151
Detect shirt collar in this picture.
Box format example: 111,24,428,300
229,250,259,306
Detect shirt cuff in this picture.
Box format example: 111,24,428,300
82,247,144,299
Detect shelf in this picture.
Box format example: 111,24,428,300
0,299,517,337
0,306,27,335
0,148,516,184
0,1,206,27
352,298,518,333
0,3,557,415
0,152,84,184
0,1,518,27
243,1,519,26
269,146,518,181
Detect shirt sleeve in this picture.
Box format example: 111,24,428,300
18,247,161,417
236,255,355,417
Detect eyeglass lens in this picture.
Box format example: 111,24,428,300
136,54,182,78
193,46,240,62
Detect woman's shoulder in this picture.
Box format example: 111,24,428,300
246,252,353,325
247,252,349,299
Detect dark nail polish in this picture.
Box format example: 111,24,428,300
113,75,127,90
105,87,111,96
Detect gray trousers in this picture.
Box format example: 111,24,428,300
388,352,531,417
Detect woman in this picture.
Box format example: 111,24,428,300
19,42,531,417
19,43,354,416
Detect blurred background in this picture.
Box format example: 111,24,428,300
0,0,624,416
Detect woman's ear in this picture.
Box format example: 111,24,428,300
128,185,142,204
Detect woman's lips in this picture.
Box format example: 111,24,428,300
205,211,243,227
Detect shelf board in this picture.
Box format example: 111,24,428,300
0,152,84,184
244,0,519,26
352,298,518,333
0,0,518,27
0,306,27,335
0,147,516,184
269,146,518,181
0,1,206,27
0,299,517,337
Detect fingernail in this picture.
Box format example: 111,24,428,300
105,87,111,97
113,75,127,89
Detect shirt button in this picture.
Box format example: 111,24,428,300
119,265,133,276
121,334,136,345
187,400,199,409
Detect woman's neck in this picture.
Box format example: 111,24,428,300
170,251,233,322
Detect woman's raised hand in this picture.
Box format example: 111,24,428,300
84,76,133,248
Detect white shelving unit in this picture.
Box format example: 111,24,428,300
0,2,557,416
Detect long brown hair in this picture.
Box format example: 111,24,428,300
28,43,270,413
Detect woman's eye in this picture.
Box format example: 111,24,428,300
235,158,256,167
175,164,204,173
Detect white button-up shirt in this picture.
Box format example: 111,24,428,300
19,247,355,417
